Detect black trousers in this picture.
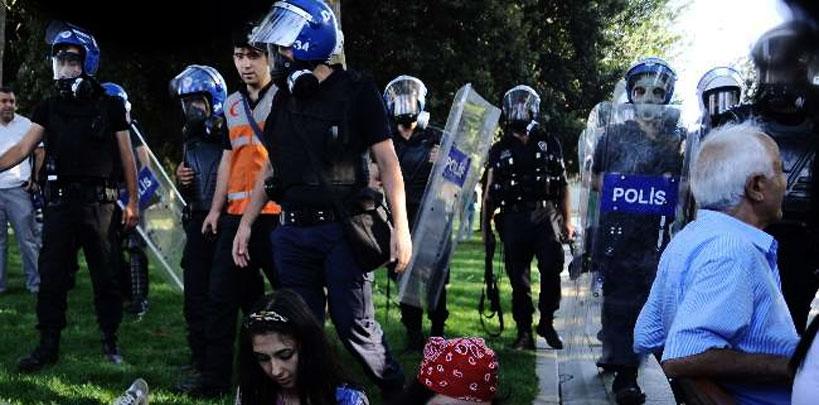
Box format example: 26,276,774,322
181,211,216,370
201,214,277,386
36,201,122,335
497,208,563,330
768,225,819,333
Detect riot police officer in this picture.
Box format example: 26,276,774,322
169,65,227,381
590,57,684,404
240,0,412,397
101,82,151,317
483,85,573,351
0,27,140,372
696,67,744,131
383,75,449,350
719,24,819,333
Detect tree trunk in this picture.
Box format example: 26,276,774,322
325,0,346,68
0,3,6,87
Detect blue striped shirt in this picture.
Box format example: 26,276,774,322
634,209,799,404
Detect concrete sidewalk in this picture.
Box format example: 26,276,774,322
533,269,676,405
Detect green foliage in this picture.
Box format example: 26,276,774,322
342,0,680,171
4,0,678,174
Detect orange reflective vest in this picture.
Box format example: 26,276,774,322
224,87,280,215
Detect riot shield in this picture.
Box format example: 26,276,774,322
571,101,618,279
397,84,501,310
118,122,187,291
575,103,687,367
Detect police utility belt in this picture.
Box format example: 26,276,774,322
280,207,338,226
499,199,551,213
45,180,119,205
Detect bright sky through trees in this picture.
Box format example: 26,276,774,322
668,0,790,125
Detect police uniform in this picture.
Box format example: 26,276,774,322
200,82,279,389
32,91,129,350
265,68,405,393
179,119,225,373
487,129,567,336
592,120,684,368
723,104,819,332
392,126,449,338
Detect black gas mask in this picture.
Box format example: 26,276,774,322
271,51,319,99
54,75,99,100
181,95,213,138
507,119,538,136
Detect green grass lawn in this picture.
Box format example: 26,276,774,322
0,234,538,404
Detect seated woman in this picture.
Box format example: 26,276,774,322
395,336,500,404
236,289,368,405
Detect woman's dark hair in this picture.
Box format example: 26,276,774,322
790,315,819,375
237,289,354,405
392,380,506,405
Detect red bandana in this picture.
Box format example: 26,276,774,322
417,337,499,402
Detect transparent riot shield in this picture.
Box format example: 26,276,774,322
397,84,501,310
118,122,187,291
570,101,618,279
574,103,687,367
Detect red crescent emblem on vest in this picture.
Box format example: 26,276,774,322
228,99,241,118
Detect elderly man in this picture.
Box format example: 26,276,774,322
634,121,799,404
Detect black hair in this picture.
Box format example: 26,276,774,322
0,86,14,94
790,315,819,375
237,289,357,405
232,22,266,53
391,380,506,405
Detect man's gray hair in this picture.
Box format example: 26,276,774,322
691,120,777,211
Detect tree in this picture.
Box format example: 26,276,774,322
7,0,679,173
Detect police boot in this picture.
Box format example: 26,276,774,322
536,318,564,350
405,329,426,352
102,333,124,365
511,328,535,351
612,367,646,405
17,331,60,373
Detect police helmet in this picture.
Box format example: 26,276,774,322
502,85,540,124
249,0,341,62
624,57,676,104
101,82,131,112
169,65,228,117
696,67,743,120
384,75,428,116
50,28,100,79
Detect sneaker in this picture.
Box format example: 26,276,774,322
511,330,535,351
102,334,123,365
612,369,646,405
536,321,564,350
113,378,149,405
17,334,59,373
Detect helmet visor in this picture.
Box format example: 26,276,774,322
384,79,426,116
249,2,310,47
52,50,84,80
703,88,740,117
502,88,540,122
629,73,672,105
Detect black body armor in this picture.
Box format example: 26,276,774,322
268,71,370,208
182,129,224,213
488,130,566,209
